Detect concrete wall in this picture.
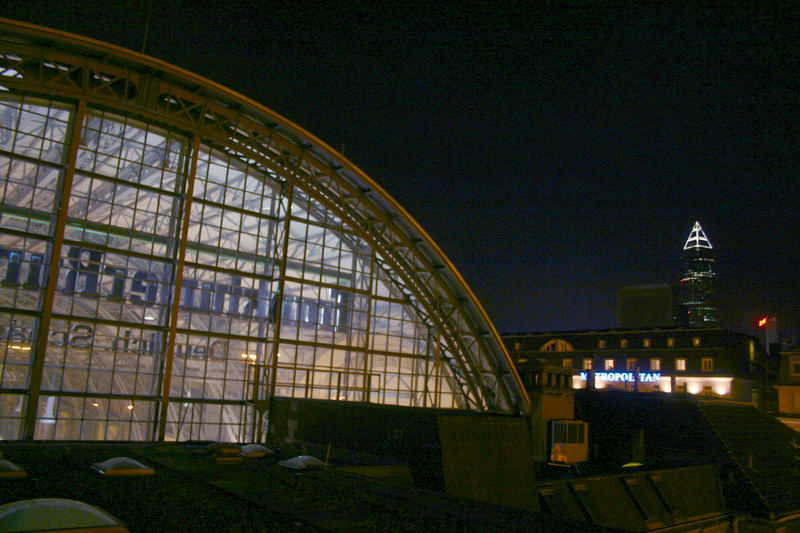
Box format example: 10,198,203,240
267,397,537,508
269,398,464,489
438,415,538,511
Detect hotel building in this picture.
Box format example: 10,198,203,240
504,327,768,404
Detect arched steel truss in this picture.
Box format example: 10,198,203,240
0,19,528,439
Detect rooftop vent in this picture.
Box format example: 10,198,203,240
206,442,243,463
278,455,324,470
90,457,154,476
240,444,273,458
0,498,127,532
0,458,26,479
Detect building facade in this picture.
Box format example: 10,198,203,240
503,328,767,403
677,221,717,326
774,344,800,432
0,19,527,442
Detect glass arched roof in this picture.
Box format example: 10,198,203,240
0,18,527,442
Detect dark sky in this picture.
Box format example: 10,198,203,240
3,2,799,341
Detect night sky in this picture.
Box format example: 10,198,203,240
3,2,799,341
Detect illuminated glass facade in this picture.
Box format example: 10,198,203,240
0,20,526,442
678,221,717,326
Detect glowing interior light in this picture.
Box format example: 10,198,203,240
9,345,31,351
1,68,22,78
682,377,732,397
714,381,731,396
571,375,585,389
91,402,100,407
241,353,257,360
127,404,134,410
91,73,113,83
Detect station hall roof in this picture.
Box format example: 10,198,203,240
0,18,527,418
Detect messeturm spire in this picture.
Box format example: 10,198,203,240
678,221,717,326
683,221,713,250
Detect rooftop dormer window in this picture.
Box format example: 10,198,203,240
540,339,574,352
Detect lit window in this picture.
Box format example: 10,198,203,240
643,338,651,348
605,359,614,370
626,358,637,371
793,393,800,410
667,337,675,348
693,337,701,347
562,358,573,368
514,342,522,351
620,339,628,348
598,340,606,349
582,358,593,370
701,357,713,372
650,358,661,371
676,358,687,371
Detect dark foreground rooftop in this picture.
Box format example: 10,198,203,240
0,441,586,533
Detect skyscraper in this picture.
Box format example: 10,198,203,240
678,221,717,326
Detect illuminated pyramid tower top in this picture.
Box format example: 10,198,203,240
678,221,717,326
683,221,713,250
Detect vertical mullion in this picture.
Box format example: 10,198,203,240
23,99,86,440
268,183,294,402
361,248,375,402
435,327,441,408
155,134,199,441
422,327,432,408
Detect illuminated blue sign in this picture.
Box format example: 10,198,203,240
579,372,661,383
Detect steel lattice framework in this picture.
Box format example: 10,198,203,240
0,19,527,442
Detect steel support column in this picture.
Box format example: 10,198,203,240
262,182,294,437
361,248,375,402
156,134,199,441
22,99,86,439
